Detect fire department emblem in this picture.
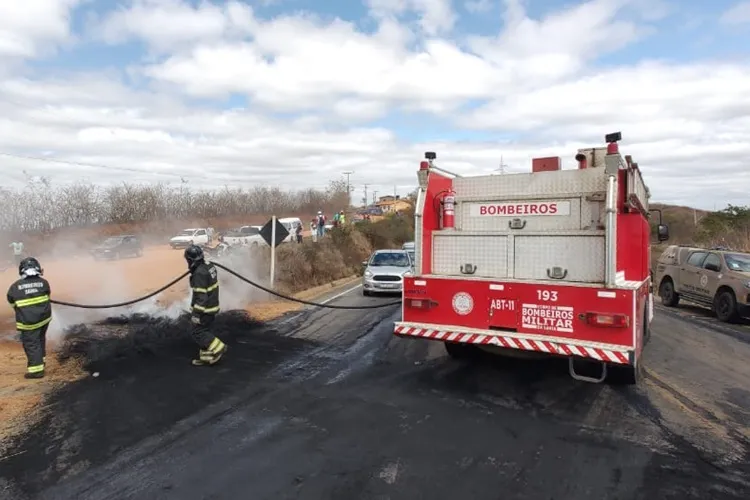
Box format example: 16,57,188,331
700,274,708,287
452,292,473,315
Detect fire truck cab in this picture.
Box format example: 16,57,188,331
394,132,670,385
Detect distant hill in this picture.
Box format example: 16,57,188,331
649,203,709,244
650,202,749,252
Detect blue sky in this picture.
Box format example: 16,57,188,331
2,0,750,208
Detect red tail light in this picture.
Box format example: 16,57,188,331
583,312,629,327
407,298,436,309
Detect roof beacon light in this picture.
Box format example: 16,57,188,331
421,151,436,170
605,131,621,155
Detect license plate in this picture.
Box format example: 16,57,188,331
380,283,397,288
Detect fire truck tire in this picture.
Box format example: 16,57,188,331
607,360,642,385
444,341,476,359
658,278,680,307
714,289,739,323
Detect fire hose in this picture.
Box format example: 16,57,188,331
49,262,402,310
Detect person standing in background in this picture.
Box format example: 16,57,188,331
310,218,317,242
339,210,346,225
316,211,326,239
9,241,24,265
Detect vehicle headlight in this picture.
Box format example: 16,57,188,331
364,271,373,278
744,281,750,289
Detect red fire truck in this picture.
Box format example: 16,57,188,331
394,132,670,385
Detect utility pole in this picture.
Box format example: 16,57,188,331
363,184,369,207
342,171,353,207
394,186,397,196
373,190,378,204
495,155,508,175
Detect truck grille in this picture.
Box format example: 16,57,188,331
373,275,401,282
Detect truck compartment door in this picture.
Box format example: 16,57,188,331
433,234,509,278
514,235,605,283
488,295,518,331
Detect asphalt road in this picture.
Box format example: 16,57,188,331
1,287,750,500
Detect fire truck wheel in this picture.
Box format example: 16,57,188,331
444,341,476,359
714,289,739,323
658,278,680,307
607,359,642,386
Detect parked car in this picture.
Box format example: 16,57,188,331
170,228,211,249
91,235,143,260
362,249,414,296
655,245,750,322
221,226,266,247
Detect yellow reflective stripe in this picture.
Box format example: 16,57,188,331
192,305,220,313
17,317,52,331
27,364,44,373
208,338,225,353
192,283,218,293
15,295,49,307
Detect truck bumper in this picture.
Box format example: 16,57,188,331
394,321,633,365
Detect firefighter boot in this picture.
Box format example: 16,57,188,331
24,368,45,379
191,339,228,366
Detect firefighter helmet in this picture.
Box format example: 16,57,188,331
19,256,42,277
184,244,204,269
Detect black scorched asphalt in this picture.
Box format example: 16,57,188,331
0,311,319,498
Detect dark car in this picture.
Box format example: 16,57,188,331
91,235,143,260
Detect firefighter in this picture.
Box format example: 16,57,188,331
6,257,51,379
184,244,227,366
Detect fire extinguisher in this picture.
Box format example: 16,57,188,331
441,189,456,229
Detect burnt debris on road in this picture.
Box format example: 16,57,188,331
1,295,749,500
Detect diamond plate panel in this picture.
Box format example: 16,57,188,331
433,234,509,278
576,147,608,169
457,198,606,232
454,167,607,200
514,235,605,283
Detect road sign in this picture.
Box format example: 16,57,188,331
260,218,289,247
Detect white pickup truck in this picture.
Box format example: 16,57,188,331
169,228,213,249
221,226,266,247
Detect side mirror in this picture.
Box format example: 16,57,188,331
362,261,368,267
657,224,669,242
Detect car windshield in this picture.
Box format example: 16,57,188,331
369,252,410,267
725,253,750,272
102,237,123,247
240,227,259,234
179,230,195,236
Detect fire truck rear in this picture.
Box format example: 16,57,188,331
394,132,670,385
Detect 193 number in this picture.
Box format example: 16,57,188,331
537,290,558,301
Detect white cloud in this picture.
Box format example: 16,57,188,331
95,0,257,53
366,0,457,35
0,0,82,59
0,0,749,210
720,1,750,24
465,0,493,13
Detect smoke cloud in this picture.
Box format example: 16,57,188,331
1,235,271,345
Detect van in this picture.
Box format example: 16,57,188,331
279,217,303,243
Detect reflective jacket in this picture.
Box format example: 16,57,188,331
190,261,220,315
7,276,52,331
